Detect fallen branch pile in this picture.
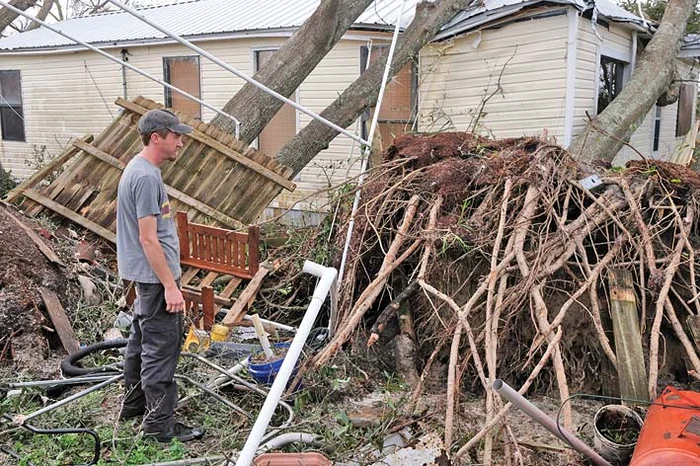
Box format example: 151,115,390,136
314,132,700,463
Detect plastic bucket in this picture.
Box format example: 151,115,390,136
593,404,644,464
247,342,294,385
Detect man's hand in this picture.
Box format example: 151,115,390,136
164,285,185,313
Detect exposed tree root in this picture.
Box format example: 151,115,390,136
316,132,700,463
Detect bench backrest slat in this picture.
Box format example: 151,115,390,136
177,212,259,279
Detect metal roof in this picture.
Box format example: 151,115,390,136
0,0,687,53
0,0,422,51
435,0,651,40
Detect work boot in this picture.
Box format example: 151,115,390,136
145,422,205,443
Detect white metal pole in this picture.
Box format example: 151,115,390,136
0,0,242,138
336,0,409,285
106,0,369,147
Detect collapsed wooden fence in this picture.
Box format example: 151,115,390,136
5,96,295,239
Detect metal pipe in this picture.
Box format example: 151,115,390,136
235,261,338,466
107,0,368,147
136,457,227,466
179,353,295,431
492,379,612,466
336,0,409,285
8,375,114,388
17,374,123,423
0,0,241,136
174,374,253,419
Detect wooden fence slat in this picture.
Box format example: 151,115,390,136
5,135,94,203
115,97,296,192
24,189,117,243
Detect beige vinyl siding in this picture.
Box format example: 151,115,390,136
0,36,368,216
0,49,124,177
419,13,570,140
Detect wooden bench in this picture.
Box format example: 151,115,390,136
176,212,267,331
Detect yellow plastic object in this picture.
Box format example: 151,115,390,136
183,325,210,352
210,324,231,342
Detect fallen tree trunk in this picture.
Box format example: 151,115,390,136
208,0,374,142
569,0,695,165
275,0,477,175
0,0,37,34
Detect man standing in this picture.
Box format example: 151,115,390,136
117,108,204,443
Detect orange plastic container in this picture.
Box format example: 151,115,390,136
630,386,700,465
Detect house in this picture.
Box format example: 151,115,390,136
0,0,696,221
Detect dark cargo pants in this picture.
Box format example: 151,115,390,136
122,281,182,433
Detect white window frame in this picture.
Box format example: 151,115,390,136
594,45,632,115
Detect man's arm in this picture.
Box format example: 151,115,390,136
138,215,185,313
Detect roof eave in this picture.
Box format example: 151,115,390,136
432,0,652,42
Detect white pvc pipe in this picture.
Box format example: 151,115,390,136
0,0,242,138
257,432,322,452
107,0,368,147
336,0,409,285
235,261,337,466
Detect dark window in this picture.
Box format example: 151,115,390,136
676,83,695,137
653,106,662,152
597,56,625,114
163,56,201,119
0,70,25,142
360,45,418,150
254,49,297,157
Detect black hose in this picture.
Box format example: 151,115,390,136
60,339,128,377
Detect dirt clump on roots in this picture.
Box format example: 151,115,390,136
0,205,80,377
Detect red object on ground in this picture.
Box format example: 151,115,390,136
253,452,331,466
630,386,700,465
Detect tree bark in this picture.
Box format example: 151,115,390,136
275,0,476,176
569,0,695,165
0,0,38,35
25,0,54,31
208,0,374,142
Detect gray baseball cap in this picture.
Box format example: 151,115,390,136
138,109,193,135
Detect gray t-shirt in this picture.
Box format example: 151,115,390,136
116,156,181,283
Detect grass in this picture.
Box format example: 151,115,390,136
1,337,413,465
0,216,412,465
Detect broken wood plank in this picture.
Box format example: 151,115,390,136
609,269,648,403
220,277,243,299
39,287,80,355
23,188,117,243
73,138,125,170
0,205,65,267
200,271,219,288
181,267,200,286
4,135,94,203
222,267,269,326
115,97,296,192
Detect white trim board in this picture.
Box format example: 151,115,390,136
564,7,579,147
